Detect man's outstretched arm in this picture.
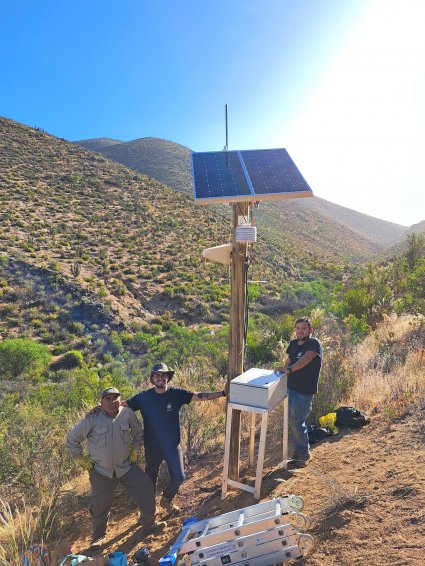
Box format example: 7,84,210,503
192,390,226,402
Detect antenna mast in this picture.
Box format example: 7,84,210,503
224,104,228,151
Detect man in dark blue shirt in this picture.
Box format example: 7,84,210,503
277,318,322,469
124,363,225,514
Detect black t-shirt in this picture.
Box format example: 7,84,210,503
286,337,322,394
126,387,193,449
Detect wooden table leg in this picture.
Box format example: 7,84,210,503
254,412,268,499
248,411,256,467
221,405,234,499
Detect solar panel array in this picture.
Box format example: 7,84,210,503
192,148,313,204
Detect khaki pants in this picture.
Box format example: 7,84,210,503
89,464,155,540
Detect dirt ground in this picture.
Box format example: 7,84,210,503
61,403,425,565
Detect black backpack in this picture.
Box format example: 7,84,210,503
307,425,334,444
335,406,370,428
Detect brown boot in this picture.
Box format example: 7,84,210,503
88,536,106,549
160,495,180,515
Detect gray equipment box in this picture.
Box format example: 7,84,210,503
229,368,287,411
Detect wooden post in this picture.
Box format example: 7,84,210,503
227,201,248,480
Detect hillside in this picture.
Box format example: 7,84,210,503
381,222,425,261
0,116,389,343
408,220,425,234
74,138,124,151
2,115,423,375
74,137,410,247
291,196,407,246
0,117,232,333
0,118,318,363
83,136,193,196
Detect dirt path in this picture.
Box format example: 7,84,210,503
62,404,425,565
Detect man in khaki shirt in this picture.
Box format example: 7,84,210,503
67,387,165,548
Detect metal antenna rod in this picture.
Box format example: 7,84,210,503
224,104,228,151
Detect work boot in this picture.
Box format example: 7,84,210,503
287,455,311,470
160,495,180,515
140,520,167,537
88,536,106,549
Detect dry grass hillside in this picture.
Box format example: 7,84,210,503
0,117,230,329
89,137,193,196
382,223,425,261
0,116,389,340
408,220,425,234
291,197,407,245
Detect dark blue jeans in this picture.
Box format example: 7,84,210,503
288,388,314,460
145,443,185,500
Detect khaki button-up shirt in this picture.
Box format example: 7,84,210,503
67,407,143,478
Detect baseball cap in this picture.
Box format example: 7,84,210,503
101,387,120,398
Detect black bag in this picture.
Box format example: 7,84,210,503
307,425,334,444
335,406,370,428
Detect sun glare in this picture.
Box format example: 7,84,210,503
286,0,425,225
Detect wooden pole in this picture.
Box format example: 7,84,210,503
227,201,248,479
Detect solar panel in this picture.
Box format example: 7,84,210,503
192,148,313,204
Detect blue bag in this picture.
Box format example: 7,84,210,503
108,551,127,566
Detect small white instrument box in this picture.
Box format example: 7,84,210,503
229,368,287,411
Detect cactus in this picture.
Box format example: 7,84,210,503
71,262,81,278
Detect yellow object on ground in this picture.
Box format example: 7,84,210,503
319,412,339,433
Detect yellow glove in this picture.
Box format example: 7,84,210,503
129,448,138,464
76,455,94,471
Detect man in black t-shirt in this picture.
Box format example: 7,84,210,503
123,363,225,514
277,318,322,469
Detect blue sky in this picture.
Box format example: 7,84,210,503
1,0,424,226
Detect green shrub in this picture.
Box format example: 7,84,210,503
67,321,85,335
0,338,52,380
51,350,84,371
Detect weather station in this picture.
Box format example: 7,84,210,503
191,105,314,500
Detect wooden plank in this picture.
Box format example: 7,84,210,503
228,201,248,480
254,413,268,499
248,412,256,467
221,405,234,499
226,479,256,494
